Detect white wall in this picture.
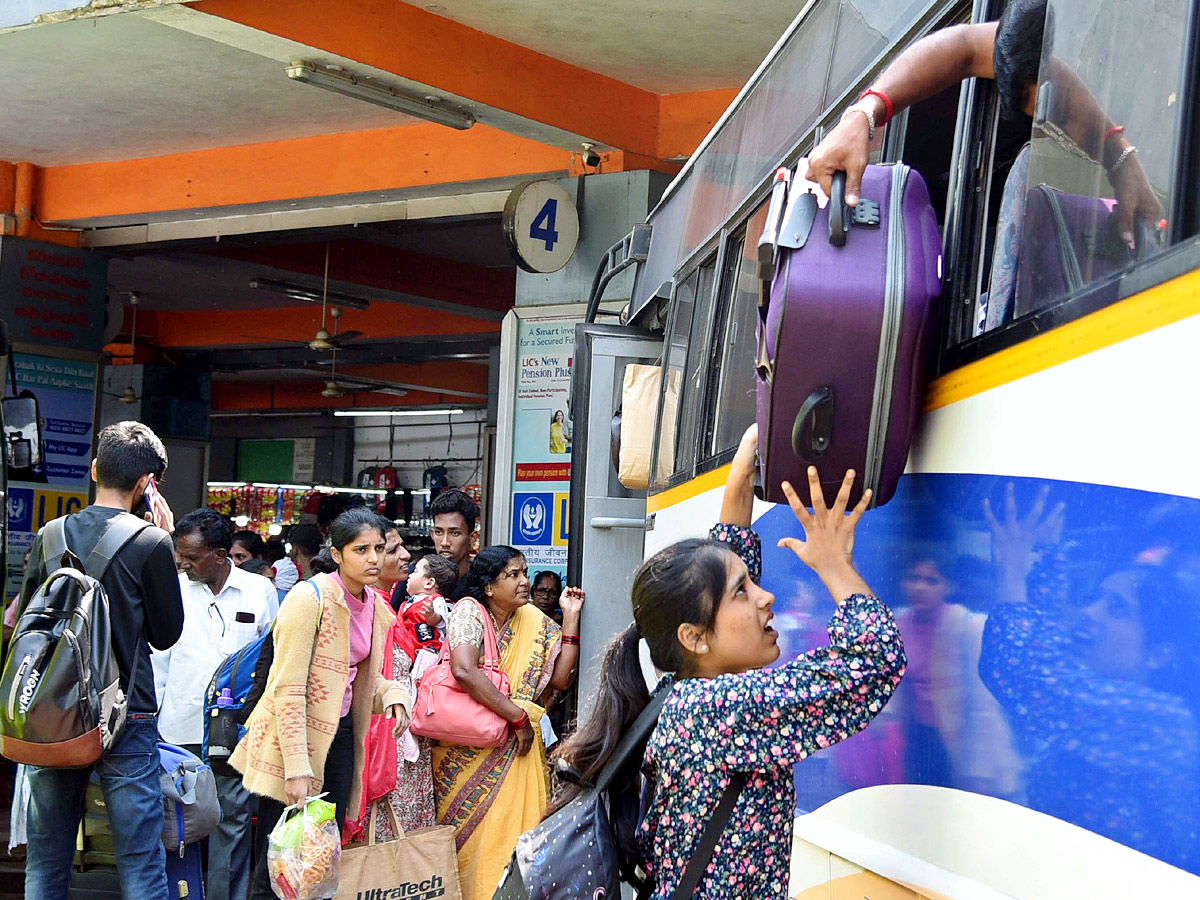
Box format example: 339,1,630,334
352,408,488,490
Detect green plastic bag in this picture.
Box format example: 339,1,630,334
267,795,341,900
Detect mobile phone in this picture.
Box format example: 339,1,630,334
144,475,173,531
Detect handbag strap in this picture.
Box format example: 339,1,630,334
365,800,406,845
669,772,749,900
465,597,502,666
594,677,673,793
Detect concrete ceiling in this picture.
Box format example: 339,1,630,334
419,0,801,93
0,13,414,165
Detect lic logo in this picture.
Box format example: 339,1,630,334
519,496,547,542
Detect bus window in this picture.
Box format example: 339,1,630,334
675,259,719,475
709,204,771,458
650,270,697,489
1004,0,1188,324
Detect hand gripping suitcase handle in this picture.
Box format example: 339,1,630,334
829,172,849,247
791,386,833,461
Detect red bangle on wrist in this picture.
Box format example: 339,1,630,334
561,634,579,645
512,711,530,731
1103,125,1125,142
859,88,893,126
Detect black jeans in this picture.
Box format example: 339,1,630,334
249,712,356,900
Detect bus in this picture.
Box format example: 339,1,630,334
567,0,1200,896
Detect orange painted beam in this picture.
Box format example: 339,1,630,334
337,361,488,397
211,381,469,412
37,123,572,224
659,89,740,160
191,0,662,158
140,302,499,349
209,240,514,313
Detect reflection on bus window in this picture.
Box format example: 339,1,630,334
754,474,1200,874
710,206,769,458
992,0,1186,327
675,261,718,474
650,272,696,489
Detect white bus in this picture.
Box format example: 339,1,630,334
568,0,1200,895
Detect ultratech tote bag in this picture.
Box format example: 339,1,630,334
617,364,679,490
335,803,462,900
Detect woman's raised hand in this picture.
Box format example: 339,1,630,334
559,587,586,619
777,467,871,601
719,423,759,528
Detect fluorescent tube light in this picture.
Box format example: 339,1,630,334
252,482,314,491
317,486,388,496
249,278,370,311
207,481,247,488
333,408,466,418
286,60,476,131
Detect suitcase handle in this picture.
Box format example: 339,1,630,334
829,172,849,247
791,386,833,460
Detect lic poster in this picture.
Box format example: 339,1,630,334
509,318,575,577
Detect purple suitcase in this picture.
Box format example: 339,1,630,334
755,163,942,509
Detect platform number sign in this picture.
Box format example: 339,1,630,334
503,180,580,273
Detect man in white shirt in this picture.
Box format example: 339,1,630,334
154,509,278,900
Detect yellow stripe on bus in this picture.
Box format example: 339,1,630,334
646,463,731,513
645,268,1200,515
923,266,1200,411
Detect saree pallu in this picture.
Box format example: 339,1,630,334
432,604,561,900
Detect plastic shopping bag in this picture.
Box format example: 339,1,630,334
267,795,341,900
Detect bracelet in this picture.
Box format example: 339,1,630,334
859,88,893,125
1102,125,1125,142
511,711,530,731
1109,144,1137,176
841,106,875,143
561,634,580,646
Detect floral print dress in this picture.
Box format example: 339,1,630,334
637,525,906,899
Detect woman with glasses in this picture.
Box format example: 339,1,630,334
431,546,584,900
531,570,563,623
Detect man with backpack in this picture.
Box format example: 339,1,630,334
17,422,183,900
155,508,278,900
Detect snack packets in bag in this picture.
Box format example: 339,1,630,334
267,795,341,900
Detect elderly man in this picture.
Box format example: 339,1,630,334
154,509,278,900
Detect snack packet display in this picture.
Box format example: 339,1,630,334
267,795,341,900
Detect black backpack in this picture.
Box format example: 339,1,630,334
0,513,149,768
493,679,747,900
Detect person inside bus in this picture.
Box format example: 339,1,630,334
979,485,1200,871
807,0,1162,333
548,426,905,900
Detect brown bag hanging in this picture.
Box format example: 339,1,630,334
618,364,679,490
335,802,463,900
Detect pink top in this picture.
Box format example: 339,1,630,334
332,572,375,718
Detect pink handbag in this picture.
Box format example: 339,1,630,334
409,598,513,747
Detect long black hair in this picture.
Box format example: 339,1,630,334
547,538,733,816
463,545,523,609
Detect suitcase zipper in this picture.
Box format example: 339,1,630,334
863,164,910,502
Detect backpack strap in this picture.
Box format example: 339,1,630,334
594,676,674,793
670,771,749,900
40,517,74,571
83,514,152,581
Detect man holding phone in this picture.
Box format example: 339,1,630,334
21,422,183,900
154,509,278,900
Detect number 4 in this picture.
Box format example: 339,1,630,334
530,198,559,251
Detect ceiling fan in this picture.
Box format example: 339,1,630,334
321,307,348,397
241,243,365,350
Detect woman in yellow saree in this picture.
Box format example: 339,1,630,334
432,546,584,900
